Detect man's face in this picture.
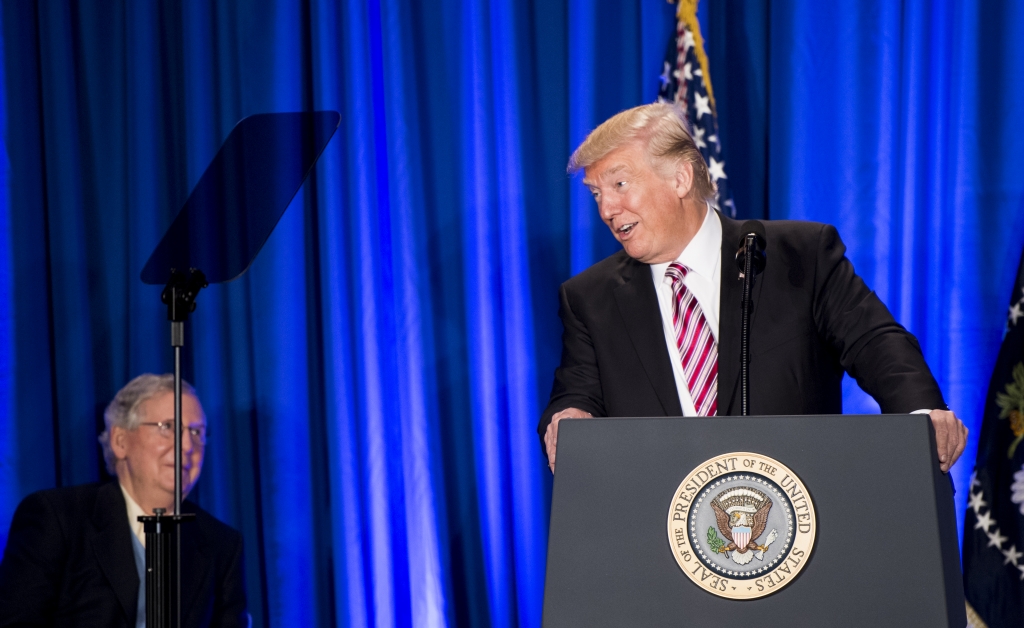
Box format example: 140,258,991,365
114,391,206,502
583,142,693,264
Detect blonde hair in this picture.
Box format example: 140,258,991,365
568,102,717,204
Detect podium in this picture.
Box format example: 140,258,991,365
542,415,966,627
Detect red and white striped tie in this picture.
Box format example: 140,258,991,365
665,263,718,416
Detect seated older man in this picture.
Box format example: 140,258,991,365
0,374,247,627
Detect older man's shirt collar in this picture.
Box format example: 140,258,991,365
119,482,147,547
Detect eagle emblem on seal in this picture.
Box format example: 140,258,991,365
708,486,779,565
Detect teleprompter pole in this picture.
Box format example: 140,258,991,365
139,269,206,628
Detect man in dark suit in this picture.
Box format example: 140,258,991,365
0,374,247,627
539,103,967,473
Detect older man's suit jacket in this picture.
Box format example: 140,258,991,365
0,481,247,628
538,213,946,439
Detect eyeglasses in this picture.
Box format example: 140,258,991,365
138,421,208,445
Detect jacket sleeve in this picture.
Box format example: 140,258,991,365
811,224,946,413
537,282,608,449
0,492,66,627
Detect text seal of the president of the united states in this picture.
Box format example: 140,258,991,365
667,452,816,600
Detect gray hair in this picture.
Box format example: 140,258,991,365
98,374,200,474
567,102,717,205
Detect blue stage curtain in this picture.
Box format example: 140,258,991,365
1,2,1023,627
701,0,1024,539
0,1,671,626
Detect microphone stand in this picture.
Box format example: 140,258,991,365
736,223,766,417
139,268,206,628
740,234,755,416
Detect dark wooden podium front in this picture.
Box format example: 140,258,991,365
542,415,966,627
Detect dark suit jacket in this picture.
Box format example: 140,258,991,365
0,482,247,628
539,213,946,440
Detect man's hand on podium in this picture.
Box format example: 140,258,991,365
930,409,968,473
546,408,593,473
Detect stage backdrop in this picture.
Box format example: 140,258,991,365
1,1,1022,627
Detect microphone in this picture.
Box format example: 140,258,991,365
734,220,767,276
734,220,767,417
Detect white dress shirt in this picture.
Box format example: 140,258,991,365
649,207,722,416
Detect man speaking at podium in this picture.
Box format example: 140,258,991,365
0,374,247,627
539,103,967,474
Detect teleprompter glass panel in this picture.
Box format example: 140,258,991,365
141,111,341,285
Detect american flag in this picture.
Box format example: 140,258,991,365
962,245,1024,627
657,5,736,218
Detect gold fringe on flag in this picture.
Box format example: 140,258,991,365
965,601,989,628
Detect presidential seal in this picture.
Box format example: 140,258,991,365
666,452,816,600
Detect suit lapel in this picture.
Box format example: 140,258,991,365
718,214,743,415
718,213,767,416
613,254,684,416
91,482,139,625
